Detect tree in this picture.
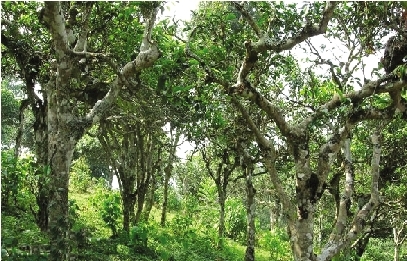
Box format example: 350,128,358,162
184,2,407,260
2,2,161,260
98,97,165,232
160,123,181,227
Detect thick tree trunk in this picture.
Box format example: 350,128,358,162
48,131,77,261
292,211,316,261
245,170,256,261
34,106,49,232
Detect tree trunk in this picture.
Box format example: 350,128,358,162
135,185,147,224
142,173,156,222
33,99,49,232
160,129,180,227
269,197,281,231
355,236,370,258
245,168,256,261
35,176,49,232
292,211,316,261
393,227,400,261
47,130,77,261
160,167,171,226
218,189,226,249
122,193,136,233
394,244,400,261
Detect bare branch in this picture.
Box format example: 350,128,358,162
315,122,353,197
326,138,354,243
231,97,274,152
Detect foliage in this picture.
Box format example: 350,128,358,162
225,198,247,243
1,86,20,148
258,228,292,261
1,150,38,214
70,157,94,193
91,189,121,238
2,1,407,261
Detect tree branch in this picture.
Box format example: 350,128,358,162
299,75,407,131
84,6,160,126
43,2,69,58
318,128,383,261
251,2,338,53
73,2,94,52
231,2,263,37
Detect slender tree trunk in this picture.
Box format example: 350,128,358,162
218,189,226,249
160,130,180,226
245,168,256,261
394,244,400,261
393,227,400,261
160,167,171,226
35,176,49,232
142,173,156,222
135,185,147,224
269,197,280,231
355,236,370,258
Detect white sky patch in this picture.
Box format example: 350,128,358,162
160,1,200,22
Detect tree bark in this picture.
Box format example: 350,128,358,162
47,112,78,260
135,185,147,224
142,172,157,222
121,185,136,233
161,129,180,227
218,189,226,249
160,167,171,226
245,167,256,261
33,101,49,232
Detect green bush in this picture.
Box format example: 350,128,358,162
91,190,121,238
258,228,292,261
1,150,38,214
225,198,247,243
129,222,149,253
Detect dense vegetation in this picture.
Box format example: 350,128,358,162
1,1,407,261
